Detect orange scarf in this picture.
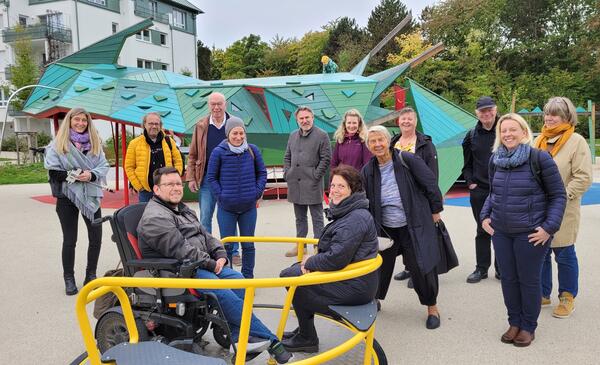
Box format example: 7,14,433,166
534,123,574,157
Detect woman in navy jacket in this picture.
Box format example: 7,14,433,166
207,118,267,278
279,165,378,353
481,113,566,347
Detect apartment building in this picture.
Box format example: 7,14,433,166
0,0,202,137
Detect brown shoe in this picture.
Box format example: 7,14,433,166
232,254,242,267
513,330,535,347
500,326,520,344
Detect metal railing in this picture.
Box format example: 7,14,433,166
134,1,170,24
2,23,72,43
75,236,383,365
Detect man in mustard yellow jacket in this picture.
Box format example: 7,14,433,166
125,112,183,202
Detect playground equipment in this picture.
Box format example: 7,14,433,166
70,204,386,365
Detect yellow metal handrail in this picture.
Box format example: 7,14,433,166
76,237,382,365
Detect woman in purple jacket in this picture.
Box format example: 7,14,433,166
330,109,372,171
481,113,566,347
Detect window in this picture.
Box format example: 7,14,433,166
160,33,167,46
137,58,168,71
0,14,5,29
136,29,150,42
112,22,118,34
0,87,7,108
18,15,27,26
88,0,107,5
172,9,185,28
149,1,158,16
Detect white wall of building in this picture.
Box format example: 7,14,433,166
0,0,200,137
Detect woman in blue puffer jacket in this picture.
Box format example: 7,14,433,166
481,113,566,347
207,118,267,278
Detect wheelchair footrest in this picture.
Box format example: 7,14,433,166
101,341,227,365
328,300,378,332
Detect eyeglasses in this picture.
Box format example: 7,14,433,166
159,182,183,188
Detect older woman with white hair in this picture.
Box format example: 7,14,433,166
534,97,593,318
362,125,444,329
481,113,566,347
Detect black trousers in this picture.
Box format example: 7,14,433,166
280,263,371,340
55,198,102,277
469,187,499,274
378,226,438,306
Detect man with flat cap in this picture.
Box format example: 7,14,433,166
462,96,501,284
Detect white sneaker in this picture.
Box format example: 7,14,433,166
230,338,271,354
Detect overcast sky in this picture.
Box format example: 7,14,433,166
193,0,439,49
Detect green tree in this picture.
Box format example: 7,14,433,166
8,25,39,110
210,48,225,80
366,0,415,72
292,30,330,74
221,34,268,79
196,40,212,80
262,35,298,76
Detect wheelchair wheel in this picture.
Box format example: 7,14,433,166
372,338,387,365
96,312,149,353
212,323,231,349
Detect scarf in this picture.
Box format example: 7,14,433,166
44,141,110,220
493,143,531,169
69,129,91,152
228,140,249,154
534,123,574,156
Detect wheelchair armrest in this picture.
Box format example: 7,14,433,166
126,258,180,271
179,259,203,278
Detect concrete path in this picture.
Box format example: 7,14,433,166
0,181,599,364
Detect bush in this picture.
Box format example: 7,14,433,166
1,132,53,151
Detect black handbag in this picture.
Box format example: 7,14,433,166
435,220,459,274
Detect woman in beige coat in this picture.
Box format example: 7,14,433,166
534,97,593,319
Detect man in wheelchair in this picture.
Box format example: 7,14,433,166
137,166,292,364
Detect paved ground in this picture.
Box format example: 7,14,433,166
0,174,599,364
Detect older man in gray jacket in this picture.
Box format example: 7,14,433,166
283,106,331,256
137,167,292,363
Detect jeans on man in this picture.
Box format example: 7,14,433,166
493,230,550,333
138,190,153,203
194,267,276,342
199,175,217,233
541,245,579,298
217,206,257,278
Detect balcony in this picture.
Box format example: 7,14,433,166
2,23,72,44
134,2,170,24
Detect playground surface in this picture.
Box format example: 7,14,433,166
0,170,599,364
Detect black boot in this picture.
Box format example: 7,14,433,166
64,275,78,296
83,270,97,286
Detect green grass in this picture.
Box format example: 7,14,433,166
0,157,13,161
0,162,48,184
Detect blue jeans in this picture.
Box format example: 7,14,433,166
541,245,579,298
217,206,256,278
492,231,550,333
138,190,153,203
199,176,217,233
195,267,276,343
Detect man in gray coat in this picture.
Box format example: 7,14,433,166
283,106,331,256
